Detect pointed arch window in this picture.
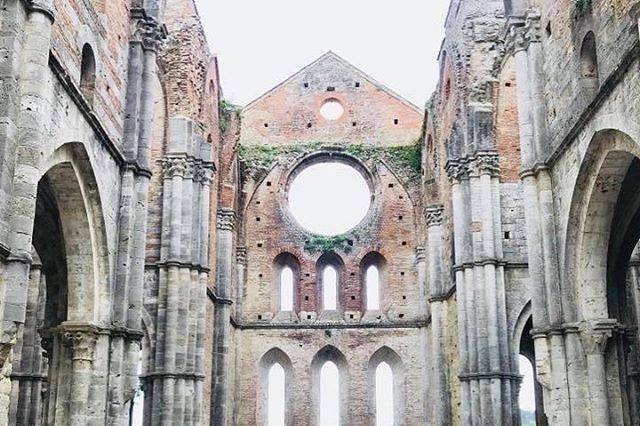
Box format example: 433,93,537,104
323,266,338,311
375,362,394,426
320,361,340,426
366,265,380,310
280,266,294,312
268,363,286,426
369,347,404,426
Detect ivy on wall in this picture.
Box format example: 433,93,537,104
303,235,354,254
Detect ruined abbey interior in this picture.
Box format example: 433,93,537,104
1,0,640,424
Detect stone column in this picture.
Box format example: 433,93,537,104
211,208,235,426
447,159,473,425
0,2,54,423
508,11,571,425
62,326,97,426
580,323,614,426
425,205,450,425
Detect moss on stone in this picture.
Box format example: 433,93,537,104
239,141,423,182
303,235,353,254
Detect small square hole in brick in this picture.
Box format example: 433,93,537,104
256,217,260,222
402,295,407,300
505,82,512,87
327,86,335,92
266,181,272,186
307,123,312,128
349,314,354,319
400,271,405,276
256,201,261,205
399,313,405,318
258,315,262,320
264,123,269,128
355,82,360,88
388,183,394,188
352,122,357,127
504,231,512,240
351,296,356,300
399,195,404,199
305,296,309,301
304,82,309,88
350,272,355,276
398,215,403,220
258,273,263,278
401,241,407,246
307,315,312,320
257,243,263,248
305,273,310,277
394,118,399,125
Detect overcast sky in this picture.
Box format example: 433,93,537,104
194,0,451,107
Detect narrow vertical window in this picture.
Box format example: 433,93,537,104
268,363,286,426
375,362,394,426
366,265,380,310
280,266,294,312
80,44,96,105
323,266,337,310
320,361,340,426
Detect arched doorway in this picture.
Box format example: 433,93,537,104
8,145,107,425
564,129,640,425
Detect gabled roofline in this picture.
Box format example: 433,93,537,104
243,51,423,114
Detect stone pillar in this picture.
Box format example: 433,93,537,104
508,11,572,425
0,2,54,423
447,159,473,425
580,322,615,426
62,325,98,426
211,208,235,426
425,205,450,425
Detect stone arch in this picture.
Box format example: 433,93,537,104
564,129,640,322
563,128,640,424
38,142,110,324
367,346,405,426
311,345,349,426
8,142,110,425
258,348,294,426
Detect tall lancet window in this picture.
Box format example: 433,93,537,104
320,361,340,426
323,266,338,311
375,362,394,426
280,266,294,312
366,265,380,310
268,363,286,426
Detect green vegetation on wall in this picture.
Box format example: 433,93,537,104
238,141,422,182
303,235,354,254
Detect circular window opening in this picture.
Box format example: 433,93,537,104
288,162,371,236
320,99,344,121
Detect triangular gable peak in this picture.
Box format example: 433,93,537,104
240,52,424,147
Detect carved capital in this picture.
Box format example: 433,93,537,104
216,209,236,231
468,152,500,177
415,246,426,262
236,247,247,265
425,205,445,227
505,10,541,54
162,157,188,179
134,17,165,52
580,321,617,356
445,159,469,183
63,331,97,362
195,166,215,185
